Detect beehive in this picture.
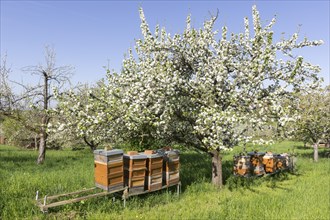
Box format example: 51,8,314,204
248,152,266,176
233,155,251,176
275,154,287,170
262,152,277,173
160,149,180,186
142,150,163,191
94,149,124,191
123,152,147,193
280,153,293,170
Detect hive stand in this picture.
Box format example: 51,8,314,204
36,148,182,212
35,187,126,213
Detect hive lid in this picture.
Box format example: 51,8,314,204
234,154,250,158
127,151,138,156
165,149,180,156
141,152,163,158
247,152,265,156
123,153,147,159
93,149,124,156
156,149,180,156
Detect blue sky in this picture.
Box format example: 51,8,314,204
1,1,329,86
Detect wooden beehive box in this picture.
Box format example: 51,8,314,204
94,149,124,192
262,152,277,173
142,150,163,191
233,155,251,176
123,153,147,193
161,149,180,187
275,154,287,170
280,153,292,170
248,152,266,176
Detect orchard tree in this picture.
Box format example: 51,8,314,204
1,54,41,148
0,53,13,112
0,47,73,164
22,46,73,164
52,76,128,150
115,6,323,186
295,87,330,162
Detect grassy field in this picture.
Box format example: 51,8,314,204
0,141,329,219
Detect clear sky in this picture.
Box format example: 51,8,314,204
1,0,329,87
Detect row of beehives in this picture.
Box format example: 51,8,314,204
93,147,180,193
233,152,294,177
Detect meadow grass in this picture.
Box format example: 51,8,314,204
0,141,329,219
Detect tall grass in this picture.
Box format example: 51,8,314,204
0,141,329,219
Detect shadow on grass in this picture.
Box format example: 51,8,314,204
180,152,211,191
294,145,311,150
296,149,330,159
225,170,294,192
179,152,238,191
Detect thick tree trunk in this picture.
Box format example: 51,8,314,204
211,149,223,187
37,132,46,164
313,141,319,162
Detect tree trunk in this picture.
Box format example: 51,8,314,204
313,140,319,162
83,136,97,151
211,149,223,187
37,72,49,164
37,132,46,164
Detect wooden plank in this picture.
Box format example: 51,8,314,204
46,187,97,200
43,191,109,208
39,188,124,210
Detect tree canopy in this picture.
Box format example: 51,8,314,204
55,5,324,185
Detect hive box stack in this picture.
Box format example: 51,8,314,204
280,153,293,170
274,154,287,170
142,150,163,192
124,151,147,193
233,155,251,176
94,149,124,191
158,148,180,187
262,152,277,173
248,152,266,176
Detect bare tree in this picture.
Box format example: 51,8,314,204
0,46,73,164
23,46,73,164
0,53,14,112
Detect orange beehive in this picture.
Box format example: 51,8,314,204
142,150,163,191
248,152,266,176
262,152,277,173
275,154,287,170
94,149,124,191
123,153,147,193
233,155,251,176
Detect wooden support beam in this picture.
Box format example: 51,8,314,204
46,187,97,201
37,188,124,212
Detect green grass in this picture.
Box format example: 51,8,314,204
0,141,329,219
